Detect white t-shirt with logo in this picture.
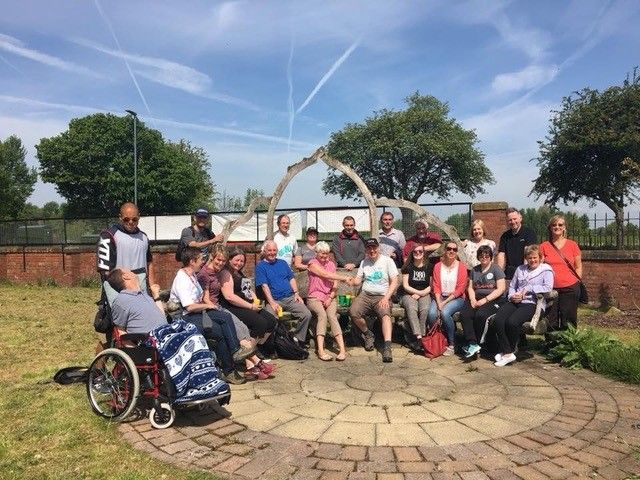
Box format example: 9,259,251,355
357,255,398,295
273,231,298,265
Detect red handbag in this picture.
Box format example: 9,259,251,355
421,317,448,358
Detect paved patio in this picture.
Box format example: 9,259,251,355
120,346,640,479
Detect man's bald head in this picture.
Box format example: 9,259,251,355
119,203,140,233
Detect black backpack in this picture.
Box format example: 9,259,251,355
175,227,194,262
273,323,309,360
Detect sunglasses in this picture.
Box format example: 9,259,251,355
121,217,139,223
445,246,458,252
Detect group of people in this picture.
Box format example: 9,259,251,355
96,203,584,384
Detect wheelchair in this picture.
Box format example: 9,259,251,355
86,328,231,429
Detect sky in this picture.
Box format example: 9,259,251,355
1,0,640,217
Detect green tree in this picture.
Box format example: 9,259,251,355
218,188,267,211
531,69,640,248
0,136,38,219
36,114,216,216
323,92,494,228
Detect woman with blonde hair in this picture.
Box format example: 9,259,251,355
463,219,496,268
539,215,583,331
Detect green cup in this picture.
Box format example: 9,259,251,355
338,295,346,307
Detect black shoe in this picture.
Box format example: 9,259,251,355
361,331,375,351
382,345,393,363
223,370,247,385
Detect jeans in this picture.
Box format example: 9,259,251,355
427,297,465,345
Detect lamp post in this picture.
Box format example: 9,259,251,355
125,109,138,205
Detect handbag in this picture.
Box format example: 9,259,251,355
421,316,448,358
549,242,588,304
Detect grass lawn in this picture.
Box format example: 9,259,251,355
0,284,218,480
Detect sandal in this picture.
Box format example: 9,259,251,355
317,352,333,361
336,352,347,361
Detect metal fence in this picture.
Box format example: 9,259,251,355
0,203,473,247
527,211,640,249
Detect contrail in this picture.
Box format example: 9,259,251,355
296,38,360,115
286,32,295,153
94,0,154,122
0,52,23,75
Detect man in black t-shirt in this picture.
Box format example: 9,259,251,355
180,208,223,260
496,207,537,280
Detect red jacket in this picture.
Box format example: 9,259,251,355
431,261,467,299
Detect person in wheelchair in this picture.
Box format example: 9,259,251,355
106,268,167,338
170,246,252,385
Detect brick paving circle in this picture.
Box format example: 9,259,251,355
120,347,640,479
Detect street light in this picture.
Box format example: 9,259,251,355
125,109,138,205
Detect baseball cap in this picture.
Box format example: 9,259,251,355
195,208,209,217
365,238,379,248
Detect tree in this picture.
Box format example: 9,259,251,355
36,114,216,216
0,136,38,219
531,69,640,248
323,92,494,228
217,188,267,211
18,201,66,219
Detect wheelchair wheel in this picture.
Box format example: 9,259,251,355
87,348,140,422
149,402,175,429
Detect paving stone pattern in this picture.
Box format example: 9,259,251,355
121,347,640,479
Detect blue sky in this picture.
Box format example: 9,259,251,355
1,0,639,216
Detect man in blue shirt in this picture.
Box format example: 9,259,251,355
256,240,312,346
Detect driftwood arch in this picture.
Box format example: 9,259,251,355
264,146,377,240
219,146,471,267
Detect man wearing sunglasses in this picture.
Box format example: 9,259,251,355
97,202,156,305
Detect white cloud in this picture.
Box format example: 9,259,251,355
0,33,101,77
463,100,555,156
492,64,559,95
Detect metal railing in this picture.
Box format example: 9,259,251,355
0,202,473,247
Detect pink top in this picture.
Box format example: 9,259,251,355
307,258,336,302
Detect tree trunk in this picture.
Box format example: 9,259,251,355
399,207,417,236
614,203,624,249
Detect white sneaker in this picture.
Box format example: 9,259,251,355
443,346,455,356
494,353,517,367
494,353,503,362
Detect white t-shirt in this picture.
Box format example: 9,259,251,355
273,231,299,265
357,255,398,295
170,269,203,308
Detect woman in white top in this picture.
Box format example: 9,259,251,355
462,220,496,268
169,246,250,384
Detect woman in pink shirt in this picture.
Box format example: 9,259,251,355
306,241,353,361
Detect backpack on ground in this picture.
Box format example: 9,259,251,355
273,322,309,360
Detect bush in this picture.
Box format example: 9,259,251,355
545,325,640,384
